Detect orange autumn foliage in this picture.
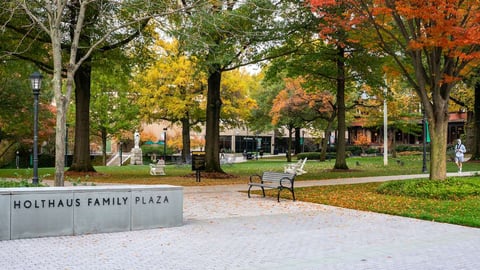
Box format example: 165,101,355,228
270,77,334,125
309,0,480,75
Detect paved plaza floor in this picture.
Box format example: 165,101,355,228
1,174,480,269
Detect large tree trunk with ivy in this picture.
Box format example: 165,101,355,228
334,46,348,170
204,68,224,173
69,61,95,172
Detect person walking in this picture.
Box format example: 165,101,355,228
454,139,466,173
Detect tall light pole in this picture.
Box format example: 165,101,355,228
163,127,167,161
30,71,43,185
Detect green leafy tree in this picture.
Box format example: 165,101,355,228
0,0,159,185
270,77,336,161
134,40,257,162
169,0,316,173
358,77,423,158
219,69,258,129
134,40,207,163
266,24,386,169
90,55,140,165
0,61,56,165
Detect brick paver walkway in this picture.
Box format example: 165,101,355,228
1,174,479,269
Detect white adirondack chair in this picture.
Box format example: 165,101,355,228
150,159,166,175
284,157,307,175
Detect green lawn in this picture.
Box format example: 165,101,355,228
2,155,480,228
1,155,477,185
289,177,480,228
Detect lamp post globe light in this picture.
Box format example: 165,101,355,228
30,71,43,185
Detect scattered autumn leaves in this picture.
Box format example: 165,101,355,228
258,178,480,228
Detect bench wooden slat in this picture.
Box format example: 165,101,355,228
247,171,295,202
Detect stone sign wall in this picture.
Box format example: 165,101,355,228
0,185,183,240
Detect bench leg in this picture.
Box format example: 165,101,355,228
277,187,295,202
248,185,266,199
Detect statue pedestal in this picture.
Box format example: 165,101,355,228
131,148,143,165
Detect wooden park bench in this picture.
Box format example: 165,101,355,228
247,171,296,202
149,159,165,175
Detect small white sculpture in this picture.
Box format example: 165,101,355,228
134,130,140,148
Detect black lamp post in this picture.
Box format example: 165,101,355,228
30,71,43,185
163,128,167,161
119,141,123,166
65,123,69,167
422,108,428,173
16,151,20,169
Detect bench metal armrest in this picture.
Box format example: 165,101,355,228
279,177,293,188
249,174,263,183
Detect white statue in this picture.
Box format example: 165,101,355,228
134,130,140,148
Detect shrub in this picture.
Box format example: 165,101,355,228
376,178,480,200
297,152,321,160
346,146,363,156
395,144,431,153
296,151,350,160
0,179,46,187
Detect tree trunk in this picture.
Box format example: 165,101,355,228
471,81,480,160
334,46,348,170
181,116,191,163
320,110,336,161
52,28,67,187
391,127,397,158
428,112,449,180
69,61,95,172
320,131,331,162
54,99,67,186
287,126,293,162
101,126,107,165
204,68,224,173
294,127,301,155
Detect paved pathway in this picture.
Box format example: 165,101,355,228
1,174,480,269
